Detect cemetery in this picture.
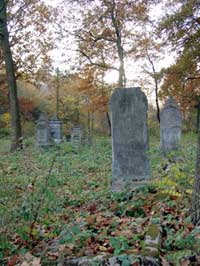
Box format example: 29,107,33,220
1,89,199,265
0,1,200,266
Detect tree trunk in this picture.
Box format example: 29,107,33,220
56,68,60,118
87,111,91,133
191,101,200,225
145,46,160,123
91,113,94,132
106,112,111,136
155,79,160,123
0,0,22,151
110,0,126,88
196,102,200,133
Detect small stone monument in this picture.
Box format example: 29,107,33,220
109,87,150,191
71,125,83,147
160,97,182,154
49,117,62,144
36,113,51,148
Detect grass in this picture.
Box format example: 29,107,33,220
0,133,199,265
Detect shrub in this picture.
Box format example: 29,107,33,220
0,112,10,128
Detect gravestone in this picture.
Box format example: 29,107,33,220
36,113,51,148
109,87,150,191
160,97,182,154
49,117,62,144
71,125,83,147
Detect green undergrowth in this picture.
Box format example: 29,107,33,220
0,133,199,265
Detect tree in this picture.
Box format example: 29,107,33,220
136,35,164,123
1,0,58,79
0,0,22,151
158,0,200,113
159,0,200,224
160,0,200,62
191,98,200,225
160,49,200,113
159,0,200,105
0,0,60,150
74,0,150,87
77,67,112,134
0,71,9,112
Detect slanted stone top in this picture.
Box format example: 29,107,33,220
110,87,147,111
38,113,47,121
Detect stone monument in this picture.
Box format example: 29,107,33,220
109,87,150,191
160,97,182,154
71,125,83,147
49,117,62,144
36,113,51,148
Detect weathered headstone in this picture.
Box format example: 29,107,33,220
36,113,51,148
71,125,83,147
49,117,62,144
160,97,182,154
109,87,150,191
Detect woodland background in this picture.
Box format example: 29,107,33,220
1,1,200,265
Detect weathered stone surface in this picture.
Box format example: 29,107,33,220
49,117,63,144
144,224,160,257
71,125,83,147
36,113,51,148
160,97,182,154
63,255,160,266
109,87,150,191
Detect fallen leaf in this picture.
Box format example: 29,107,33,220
99,245,107,252
8,255,19,266
180,258,190,266
88,203,97,213
132,262,140,266
21,262,29,266
58,244,66,252
160,256,170,266
24,252,34,261
47,252,58,260
86,215,96,225
32,257,41,266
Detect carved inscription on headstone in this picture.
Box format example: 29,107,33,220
160,97,182,154
109,87,150,191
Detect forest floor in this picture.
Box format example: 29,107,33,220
0,133,200,266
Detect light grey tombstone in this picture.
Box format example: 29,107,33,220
49,117,62,144
36,113,51,148
160,97,182,154
109,87,150,192
71,125,83,147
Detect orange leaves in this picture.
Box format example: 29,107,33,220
8,253,41,266
5,0,58,78
88,203,97,214
160,46,200,113
76,0,151,88
19,97,34,120
100,28,113,39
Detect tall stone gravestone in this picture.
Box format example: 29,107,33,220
109,87,150,191
160,97,182,154
49,117,62,144
36,113,51,148
71,125,83,147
